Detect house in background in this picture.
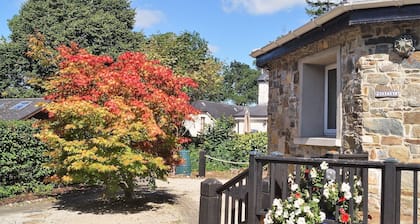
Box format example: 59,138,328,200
184,100,243,137
0,98,48,120
233,72,268,134
184,72,269,136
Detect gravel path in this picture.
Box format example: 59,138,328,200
0,177,208,224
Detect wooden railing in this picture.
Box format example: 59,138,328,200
199,151,420,224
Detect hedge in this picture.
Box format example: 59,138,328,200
0,120,53,198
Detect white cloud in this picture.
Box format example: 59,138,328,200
135,9,165,29
222,0,306,15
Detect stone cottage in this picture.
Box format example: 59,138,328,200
251,0,420,164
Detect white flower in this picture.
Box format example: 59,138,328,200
344,191,352,200
356,179,362,187
355,195,362,204
320,161,328,170
297,217,306,224
286,218,295,224
341,182,351,193
310,168,318,178
273,198,282,208
288,174,294,183
291,183,299,192
320,211,326,221
323,188,330,199
274,206,283,218
295,208,302,215
294,198,304,208
283,210,289,218
264,210,274,224
303,206,313,217
312,197,320,203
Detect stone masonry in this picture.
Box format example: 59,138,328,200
266,21,420,161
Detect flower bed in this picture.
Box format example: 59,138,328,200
264,162,363,224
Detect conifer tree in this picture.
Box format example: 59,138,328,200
305,0,343,18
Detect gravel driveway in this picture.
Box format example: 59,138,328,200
0,177,207,224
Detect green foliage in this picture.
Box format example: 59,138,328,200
0,120,53,198
140,31,224,101
305,0,342,18
222,61,260,105
194,117,268,171
1,0,145,98
8,0,141,56
0,40,40,98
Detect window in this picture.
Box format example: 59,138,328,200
9,101,31,111
200,117,206,132
295,47,341,147
324,65,337,136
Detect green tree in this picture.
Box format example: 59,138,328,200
0,39,39,98
222,61,260,105
305,0,342,18
1,0,145,98
140,32,224,101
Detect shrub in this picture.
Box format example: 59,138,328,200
192,117,268,171
0,120,53,198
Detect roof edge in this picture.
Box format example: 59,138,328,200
250,0,420,59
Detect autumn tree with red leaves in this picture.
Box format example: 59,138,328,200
37,44,197,199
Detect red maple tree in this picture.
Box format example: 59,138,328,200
38,43,198,199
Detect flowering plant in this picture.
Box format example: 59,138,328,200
264,162,363,224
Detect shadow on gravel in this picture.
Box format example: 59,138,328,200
53,185,177,214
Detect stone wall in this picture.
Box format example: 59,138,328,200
359,53,420,163
267,25,360,155
266,20,420,160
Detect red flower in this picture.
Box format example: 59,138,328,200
295,192,301,198
338,196,346,203
339,208,350,223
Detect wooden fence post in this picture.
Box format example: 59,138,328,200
199,150,206,177
199,178,222,224
248,150,259,224
381,157,398,224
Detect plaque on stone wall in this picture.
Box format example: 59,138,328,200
374,86,399,98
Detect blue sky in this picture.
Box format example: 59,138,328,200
0,0,311,67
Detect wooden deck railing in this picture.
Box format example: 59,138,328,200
199,151,420,224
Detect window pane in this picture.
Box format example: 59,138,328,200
327,69,337,129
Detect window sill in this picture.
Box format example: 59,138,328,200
294,137,341,147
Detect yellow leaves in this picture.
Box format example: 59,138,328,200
88,163,118,173
61,175,73,183
64,124,76,130
69,161,85,171
152,157,166,170
120,153,144,167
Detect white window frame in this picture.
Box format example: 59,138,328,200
324,64,337,136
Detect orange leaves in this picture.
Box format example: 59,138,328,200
46,44,198,137
39,44,198,191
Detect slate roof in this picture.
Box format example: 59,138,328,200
233,105,267,118
192,100,267,119
191,100,244,119
0,98,48,120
